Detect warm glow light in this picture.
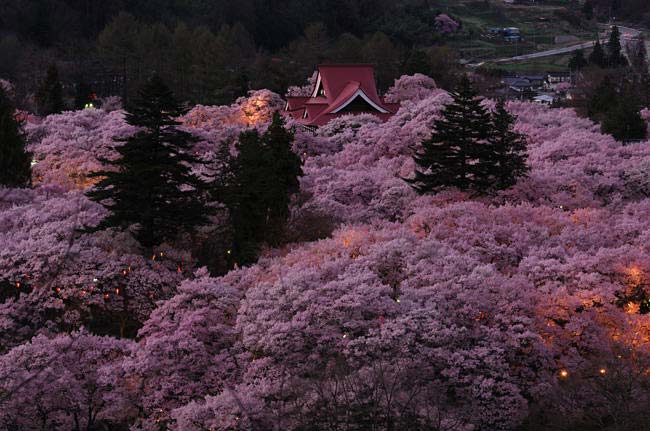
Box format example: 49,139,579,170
559,370,569,378
599,368,606,375
626,266,643,287
625,302,640,314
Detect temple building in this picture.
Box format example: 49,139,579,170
284,64,399,128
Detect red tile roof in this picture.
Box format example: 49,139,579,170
284,64,399,127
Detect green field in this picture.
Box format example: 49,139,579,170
491,53,574,73
435,0,598,65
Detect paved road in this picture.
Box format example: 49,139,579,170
471,25,643,67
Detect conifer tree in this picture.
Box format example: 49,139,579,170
582,0,594,20
262,112,303,244
488,100,529,190
589,40,608,68
607,26,628,68
404,50,431,76
407,75,491,194
601,96,647,142
223,112,302,265
587,75,617,120
630,36,648,72
74,78,92,110
35,64,64,116
0,87,31,187
569,50,588,71
87,75,212,250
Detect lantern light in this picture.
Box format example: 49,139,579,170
559,370,569,378
599,368,606,375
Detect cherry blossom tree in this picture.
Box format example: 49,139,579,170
0,331,134,431
4,74,650,430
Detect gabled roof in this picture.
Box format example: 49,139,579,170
285,64,398,127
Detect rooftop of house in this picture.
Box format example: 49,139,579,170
284,64,399,127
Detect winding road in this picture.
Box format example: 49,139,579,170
471,25,643,67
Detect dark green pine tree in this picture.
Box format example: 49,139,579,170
587,75,617,120
403,50,431,76
262,111,303,245
582,0,594,20
568,50,588,71
74,78,92,110
407,75,491,194
630,36,648,72
607,26,628,68
0,87,31,187
35,64,64,116
87,76,213,250
224,112,302,265
601,96,647,142
589,40,608,68
488,100,529,190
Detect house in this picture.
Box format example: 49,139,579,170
284,64,399,128
502,75,547,93
503,27,522,42
546,71,572,84
533,94,555,105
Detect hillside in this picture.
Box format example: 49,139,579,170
2,74,650,430
0,0,601,107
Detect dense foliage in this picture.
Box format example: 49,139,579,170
2,75,650,430
87,76,213,249
0,86,31,188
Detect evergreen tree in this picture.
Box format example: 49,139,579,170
488,100,529,190
607,26,628,68
601,96,647,142
582,0,595,20
87,76,213,250
589,40,608,68
35,64,64,116
223,112,302,265
262,112,303,244
569,50,588,71
407,75,492,194
0,87,31,188
587,75,617,120
74,78,92,110
403,50,431,76
630,36,648,72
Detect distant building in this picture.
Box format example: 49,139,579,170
546,71,572,84
284,64,399,128
486,27,522,42
533,94,555,105
502,75,547,94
